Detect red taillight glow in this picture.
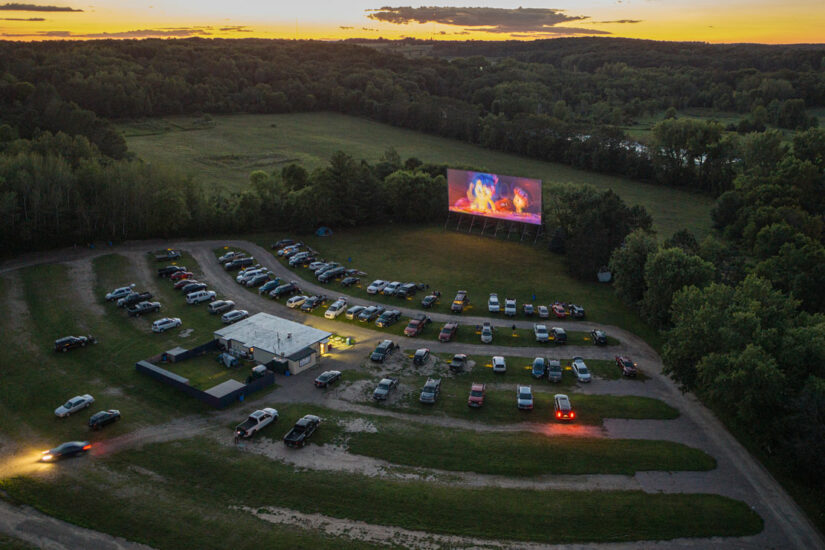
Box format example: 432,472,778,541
570,411,575,418
556,411,561,418
82,444,92,451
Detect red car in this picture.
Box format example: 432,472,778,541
468,383,486,407
170,271,193,281
404,315,431,337
438,322,458,342
551,303,568,318
174,278,198,290
615,355,638,377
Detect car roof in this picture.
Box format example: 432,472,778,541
492,356,505,363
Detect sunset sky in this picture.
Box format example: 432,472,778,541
1,1,823,43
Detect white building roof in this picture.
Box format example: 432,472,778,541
214,312,331,359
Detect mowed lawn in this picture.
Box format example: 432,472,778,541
254,225,660,346
119,112,713,237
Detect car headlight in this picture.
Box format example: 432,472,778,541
41,453,53,461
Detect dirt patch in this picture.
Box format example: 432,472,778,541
1,273,37,354
127,465,167,483
335,380,372,402
64,259,106,318
340,418,378,433
102,386,125,397
239,505,557,550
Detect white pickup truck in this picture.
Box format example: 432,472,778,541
234,408,278,439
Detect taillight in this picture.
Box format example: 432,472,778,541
556,411,561,418
570,411,575,418
82,444,92,450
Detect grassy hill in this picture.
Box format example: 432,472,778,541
119,112,714,237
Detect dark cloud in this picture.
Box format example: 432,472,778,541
339,25,353,30
361,26,378,31
0,15,44,19
366,6,609,35
0,3,81,11
2,27,212,38
218,25,252,32
593,19,642,24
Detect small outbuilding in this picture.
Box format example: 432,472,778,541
213,312,331,375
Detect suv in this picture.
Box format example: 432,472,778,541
221,309,249,325
451,290,469,313
157,265,186,278
117,291,152,308
382,281,402,296
372,377,399,400
438,322,458,342
449,353,467,373
396,283,418,298
488,293,500,313
270,282,300,299
533,324,549,343
570,304,586,318
554,394,575,420
301,295,328,312
419,378,441,403
105,285,133,302
318,266,346,283
468,383,486,407
375,309,401,327
492,355,507,374
358,305,385,322
551,327,567,344
366,280,388,294
591,329,608,345
615,355,638,377
370,340,396,362
421,292,440,308
186,290,216,304
531,357,547,378
504,299,517,317
523,303,535,316
324,298,348,319
54,335,93,352
547,359,563,383
345,305,366,320
208,300,235,315
152,317,181,333
413,348,430,365
480,322,493,344
517,385,534,410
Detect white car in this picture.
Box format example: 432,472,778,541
538,305,550,318
218,251,241,263
222,309,249,324
152,317,182,333
186,290,216,304
382,281,402,296
54,394,94,417
488,293,500,312
286,295,308,309
533,324,549,343
492,355,507,373
105,285,134,302
324,298,348,319
236,268,264,283
366,280,388,294
571,357,592,383
481,322,493,344
517,385,534,410
504,299,517,317
308,261,327,271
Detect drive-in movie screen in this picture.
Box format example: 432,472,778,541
448,169,542,225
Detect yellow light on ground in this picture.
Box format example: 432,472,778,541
485,364,492,368
583,337,590,341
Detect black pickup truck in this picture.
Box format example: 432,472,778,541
154,249,181,262
283,415,320,448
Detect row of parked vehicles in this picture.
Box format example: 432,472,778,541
41,392,122,461
271,240,365,287
233,407,321,449
487,293,585,319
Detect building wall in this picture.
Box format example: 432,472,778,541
287,342,322,375
253,348,275,365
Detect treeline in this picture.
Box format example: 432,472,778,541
2,38,823,195
608,127,825,488
0,132,447,254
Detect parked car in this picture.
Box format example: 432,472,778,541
340,276,360,287
370,339,396,362
366,280,388,294
537,305,549,318
615,355,638,377
533,324,549,343
551,327,567,344
225,257,254,271
174,278,199,290
88,409,121,430
358,305,385,322
180,282,207,295
117,291,152,308
218,250,242,263
547,359,563,383
152,317,182,333
404,314,431,336
517,385,534,410
308,261,327,271
419,378,441,403
396,282,419,298
421,291,440,308
40,441,91,462
286,295,309,309
105,285,134,302
570,304,586,318
449,353,468,373
451,290,469,313
345,305,366,320
154,249,181,261
438,322,458,342
488,293,500,313
324,298,348,319
222,309,249,325
318,266,346,283
523,303,535,316
55,394,95,418
169,270,193,281
157,265,186,278
413,348,430,366
532,357,547,378
235,408,278,439
278,244,302,257
54,335,93,353
375,309,401,327
127,301,161,317
259,280,281,294
246,273,271,288
237,268,264,283
468,383,486,407
314,370,342,388
208,300,235,315
554,394,575,420
271,238,295,250
283,414,320,448
270,282,300,299
480,322,493,344
504,298,517,317
552,303,568,318
186,290,216,304
301,295,328,312
372,377,399,400
591,329,608,346
381,281,402,296
571,357,592,383
492,355,507,374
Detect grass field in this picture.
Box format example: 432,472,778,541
251,226,661,346
119,112,714,237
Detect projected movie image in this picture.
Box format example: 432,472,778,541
448,169,542,225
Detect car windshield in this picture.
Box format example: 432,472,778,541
519,392,531,400
470,390,483,397
578,366,589,374
63,401,74,408
378,383,390,390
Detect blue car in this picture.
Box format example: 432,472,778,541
259,279,281,294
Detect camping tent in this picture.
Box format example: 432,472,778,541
315,226,333,237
